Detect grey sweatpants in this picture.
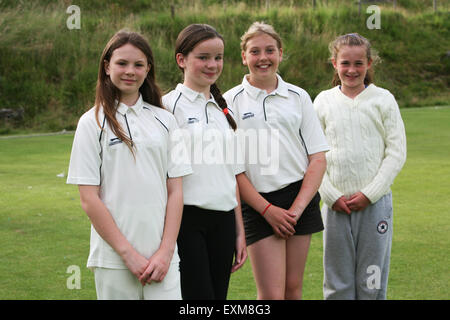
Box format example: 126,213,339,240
322,192,393,300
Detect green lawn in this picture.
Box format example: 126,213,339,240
0,106,449,300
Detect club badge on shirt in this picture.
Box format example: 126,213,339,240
109,137,122,146
188,117,199,124
242,112,254,120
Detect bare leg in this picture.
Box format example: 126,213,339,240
247,235,286,300
285,234,311,300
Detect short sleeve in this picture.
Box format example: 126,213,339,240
66,111,102,185
166,116,193,178
299,93,330,155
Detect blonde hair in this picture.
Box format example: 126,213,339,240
240,22,282,51
329,33,380,86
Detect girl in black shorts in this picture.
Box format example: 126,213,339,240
224,22,329,300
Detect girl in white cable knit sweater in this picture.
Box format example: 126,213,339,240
313,33,406,300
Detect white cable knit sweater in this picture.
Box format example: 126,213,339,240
313,84,407,207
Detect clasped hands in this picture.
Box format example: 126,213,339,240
263,204,300,240
123,247,172,287
264,192,371,238
332,191,371,214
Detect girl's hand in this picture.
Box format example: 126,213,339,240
139,248,172,286
263,205,297,239
345,192,371,212
332,196,351,214
231,233,247,273
287,206,305,223
121,248,150,280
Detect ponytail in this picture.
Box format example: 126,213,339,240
210,83,237,131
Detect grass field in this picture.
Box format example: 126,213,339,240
0,107,449,300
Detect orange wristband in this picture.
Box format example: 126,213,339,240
261,203,272,216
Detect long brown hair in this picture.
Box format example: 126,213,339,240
95,30,163,154
329,33,380,86
174,24,237,130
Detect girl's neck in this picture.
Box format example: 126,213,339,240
120,93,140,107
340,84,366,99
183,80,211,100
247,74,278,94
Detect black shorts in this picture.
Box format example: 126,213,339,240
242,180,324,246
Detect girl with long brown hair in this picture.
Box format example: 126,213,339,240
67,30,192,299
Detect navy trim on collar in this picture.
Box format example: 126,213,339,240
143,106,169,133
232,88,245,103
172,91,182,115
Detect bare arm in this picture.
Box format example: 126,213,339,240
231,182,247,273
289,152,327,220
78,185,148,278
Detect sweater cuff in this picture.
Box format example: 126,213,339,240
361,183,390,204
319,185,344,208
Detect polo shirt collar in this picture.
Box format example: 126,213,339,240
116,94,145,115
242,73,289,99
274,74,289,98
176,83,221,110
176,83,206,102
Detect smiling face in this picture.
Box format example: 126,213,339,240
176,37,224,97
242,32,283,89
105,43,150,105
332,44,372,97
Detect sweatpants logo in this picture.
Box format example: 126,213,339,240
367,265,381,290
377,220,388,234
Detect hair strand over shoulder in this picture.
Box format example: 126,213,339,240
95,30,163,156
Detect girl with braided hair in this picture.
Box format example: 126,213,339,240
162,23,247,300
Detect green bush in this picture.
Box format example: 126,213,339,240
0,1,448,132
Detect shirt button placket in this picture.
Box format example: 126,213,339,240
129,113,138,140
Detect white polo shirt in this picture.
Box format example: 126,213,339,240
224,74,329,193
67,95,192,269
163,84,245,211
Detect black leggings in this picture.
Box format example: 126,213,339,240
177,205,236,300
